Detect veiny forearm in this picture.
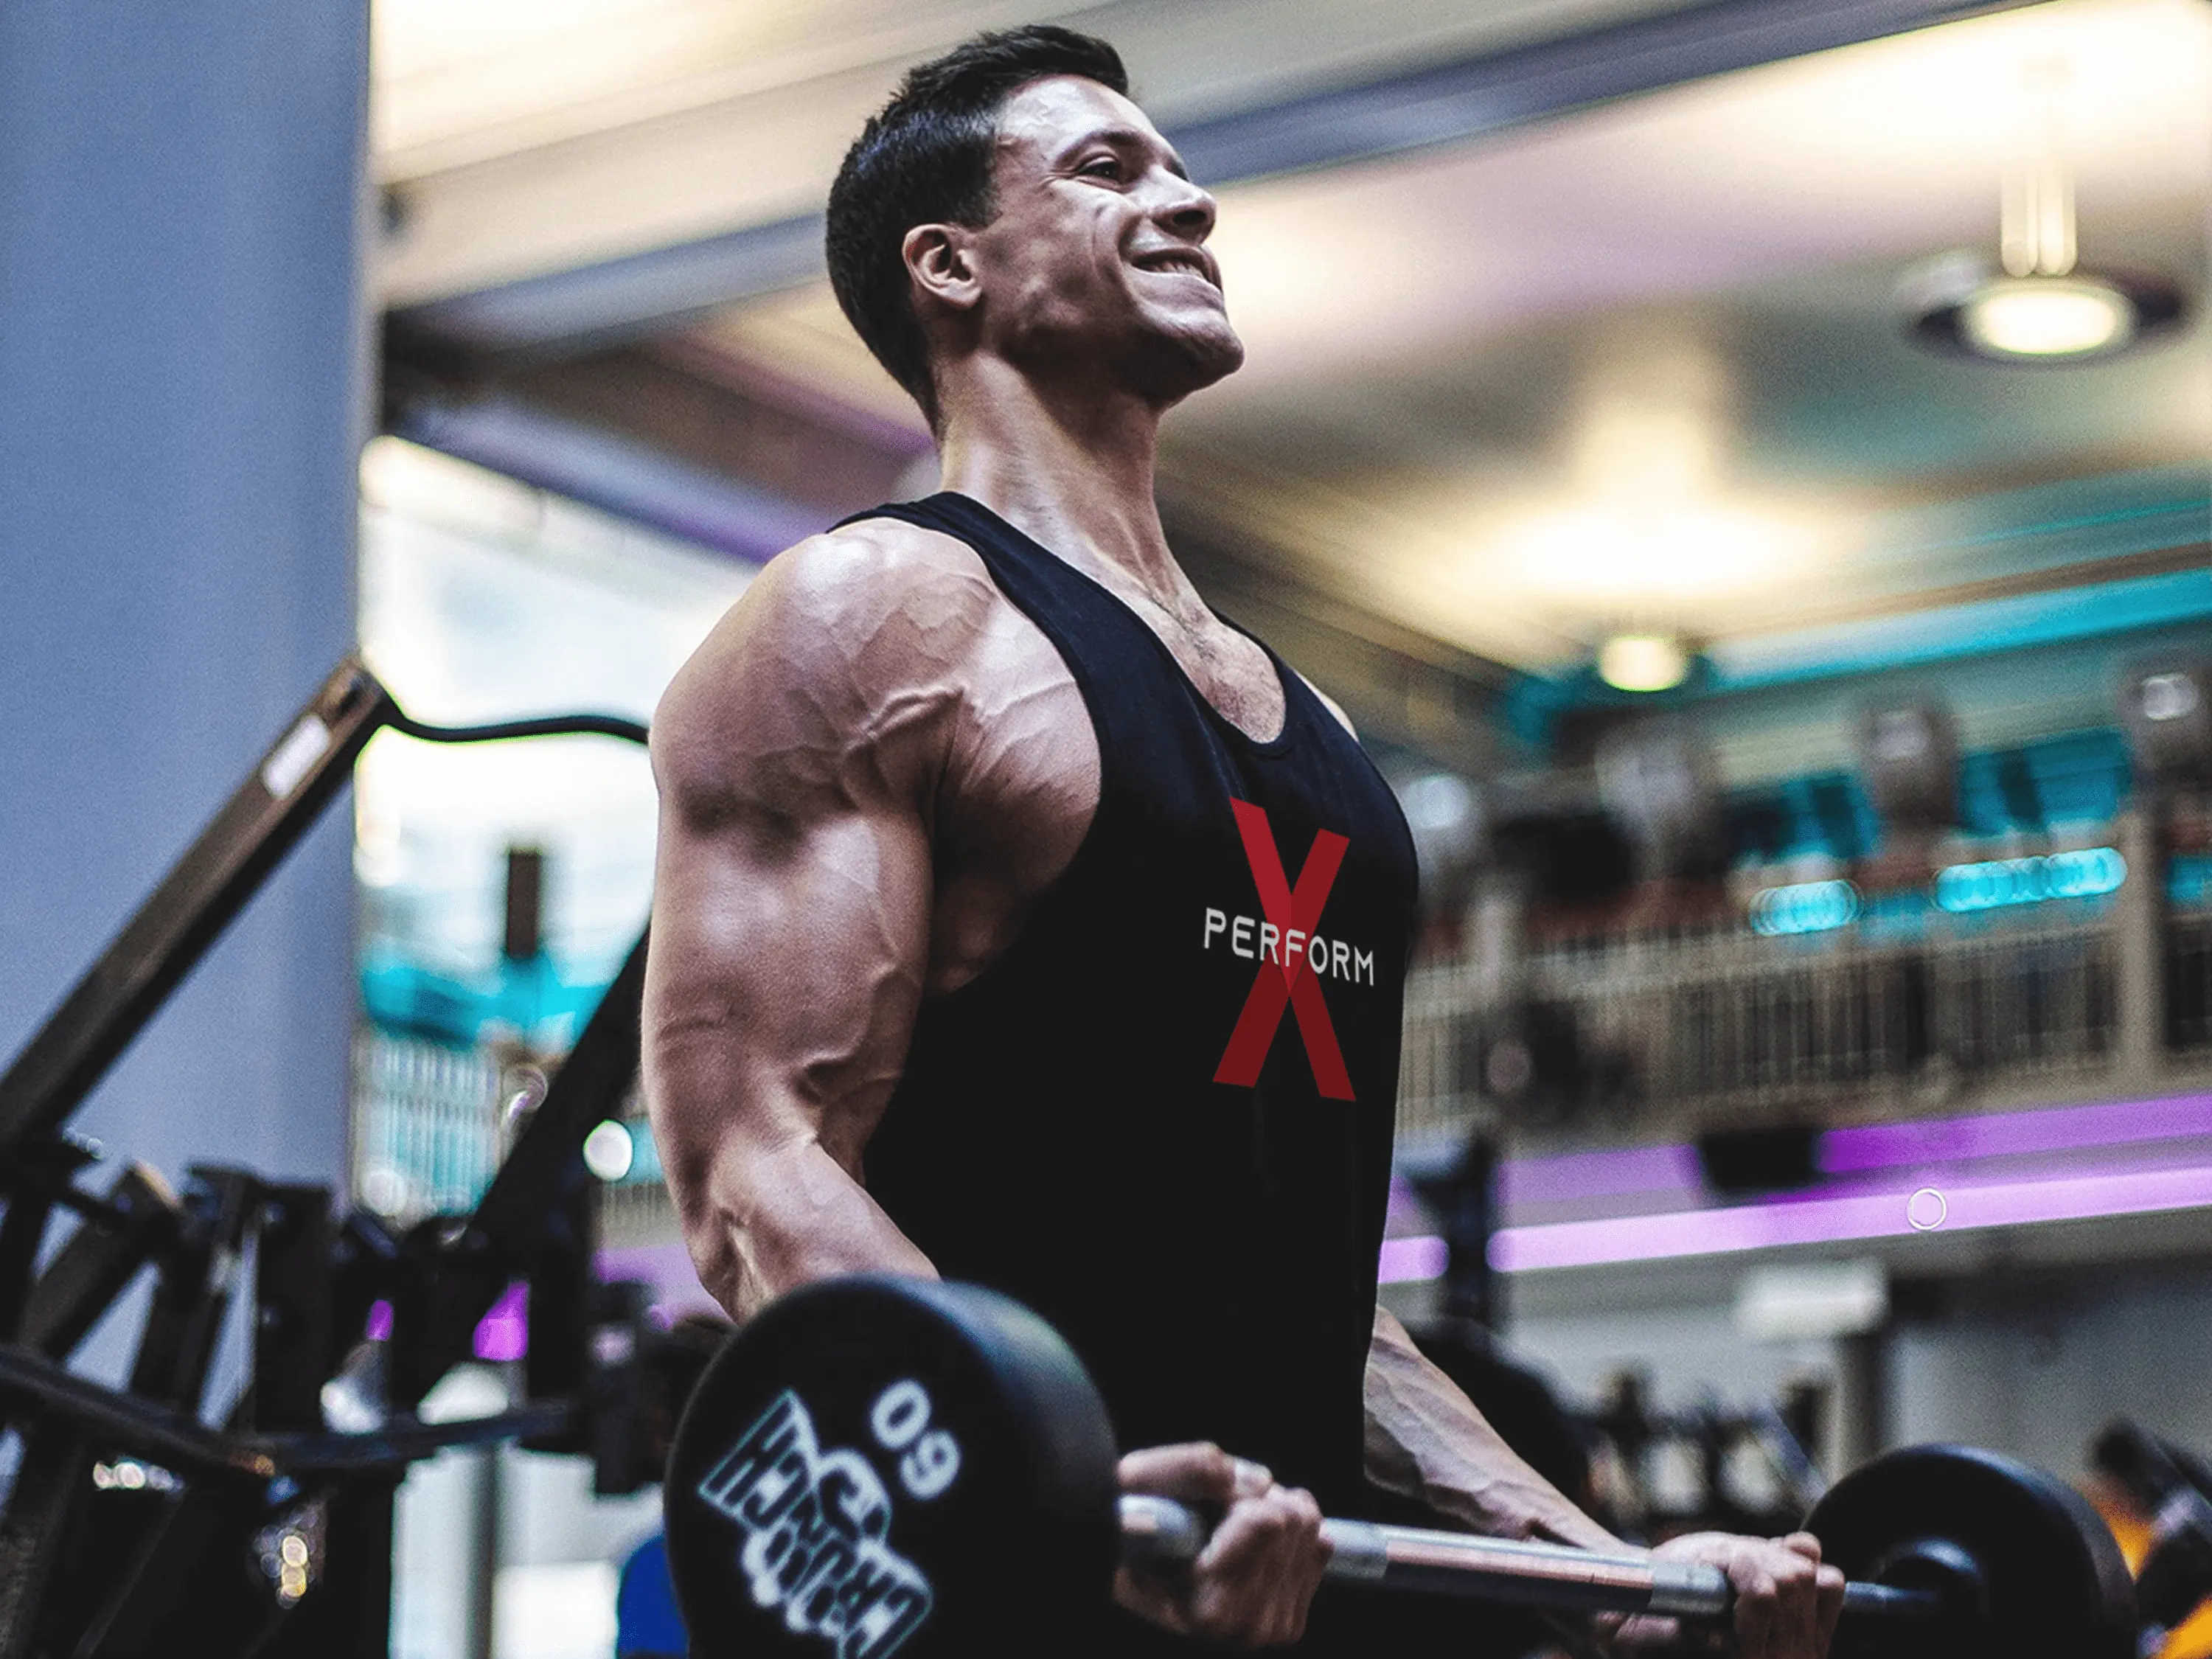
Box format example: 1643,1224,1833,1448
644,1001,938,1320
689,1132,936,1318
1363,1307,1619,1552
642,797,945,1319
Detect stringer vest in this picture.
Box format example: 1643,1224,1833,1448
848,493,1419,1517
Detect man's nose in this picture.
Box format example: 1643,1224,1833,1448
1155,175,1217,242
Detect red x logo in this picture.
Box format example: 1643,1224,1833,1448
1213,799,1355,1100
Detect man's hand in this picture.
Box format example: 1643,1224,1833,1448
1605,1531,1845,1658
1112,1443,1329,1648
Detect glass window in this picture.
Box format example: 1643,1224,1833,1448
352,437,753,1220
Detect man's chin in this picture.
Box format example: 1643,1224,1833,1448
1146,321,1245,401
1194,326,1246,382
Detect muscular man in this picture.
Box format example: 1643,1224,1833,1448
644,25,1843,1657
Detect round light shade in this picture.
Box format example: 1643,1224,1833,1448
1959,275,2134,358
1598,633,1690,693
1901,258,2185,364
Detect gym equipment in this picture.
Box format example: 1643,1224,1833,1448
664,1277,1119,1659
1581,1365,1832,1541
2121,658,2212,790
1856,701,1960,843
1807,1441,2139,1659
664,1276,2138,1659
0,657,686,1659
2091,1420,2212,1646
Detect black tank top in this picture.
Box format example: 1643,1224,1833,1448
851,493,1418,1519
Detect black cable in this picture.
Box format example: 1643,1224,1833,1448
386,710,650,747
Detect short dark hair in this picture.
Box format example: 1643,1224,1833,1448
826,26,1129,427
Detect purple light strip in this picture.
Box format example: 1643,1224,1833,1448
1819,1091,2212,1172
1485,1159,2212,1272
1472,1092,2212,1223
1497,1143,1705,1206
578,1102,2212,1293
1378,1234,1449,1284
592,1236,1458,1307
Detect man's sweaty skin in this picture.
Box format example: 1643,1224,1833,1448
646,69,1841,1655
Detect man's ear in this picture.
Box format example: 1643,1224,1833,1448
902,223,983,316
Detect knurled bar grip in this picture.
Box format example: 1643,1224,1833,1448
1119,1496,1941,1621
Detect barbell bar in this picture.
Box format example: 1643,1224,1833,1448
1116,1492,1943,1619
663,1276,2138,1659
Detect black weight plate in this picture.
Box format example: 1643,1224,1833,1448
1808,1444,2138,1659
665,1276,1121,1659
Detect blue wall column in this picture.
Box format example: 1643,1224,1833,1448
0,4,370,1206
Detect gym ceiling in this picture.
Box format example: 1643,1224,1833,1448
373,0,2212,780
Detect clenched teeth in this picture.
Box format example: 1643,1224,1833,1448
1136,253,1211,282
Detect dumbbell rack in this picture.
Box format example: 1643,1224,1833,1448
0,659,669,1659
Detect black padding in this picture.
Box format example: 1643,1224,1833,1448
1809,1443,2138,1659
664,1276,1120,1659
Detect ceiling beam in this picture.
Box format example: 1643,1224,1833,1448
383,384,825,564
389,0,2028,357
1167,0,2019,183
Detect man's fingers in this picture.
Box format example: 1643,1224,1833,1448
1118,1441,1260,1506
1767,1537,1834,1659
1781,1528,1841,1654
1777,1547,1823,1659
1728,1555,1779,1659
1815,1562,1846,1649
1113,1466,1324,1649
1220,1492,1301,1646
1731,1537,1837,1659
1189,1484,1325,1648
1192,1484,1309,1577
1112,1450,1327,1648
1269,1486,1326,1644
1231,1456,1273,1500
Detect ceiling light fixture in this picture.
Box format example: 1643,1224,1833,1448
1905,60,2183,364
1958,274,2132,358
1597,632,1690,693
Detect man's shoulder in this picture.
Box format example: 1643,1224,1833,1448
652,517,999,794
734,520,1004,650
779,512,989,582
1295,672,1357,740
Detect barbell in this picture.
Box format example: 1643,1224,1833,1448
662,1276,2137,1659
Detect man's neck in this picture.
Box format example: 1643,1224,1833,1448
933,359,1190,605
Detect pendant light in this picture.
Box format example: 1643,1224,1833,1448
1907,60,2183,363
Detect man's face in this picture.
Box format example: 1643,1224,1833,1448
964,76,1242,403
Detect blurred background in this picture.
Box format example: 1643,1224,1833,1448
2,1,2209,1656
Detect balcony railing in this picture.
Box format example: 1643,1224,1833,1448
349,838,2212,1210
1399,830,2212,1155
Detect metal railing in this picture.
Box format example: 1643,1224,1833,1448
2171,913,2212,1052
1399,959,1480,1146
352,1029,683,1242
1398,879,2205,1144
349,1031,504,1219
